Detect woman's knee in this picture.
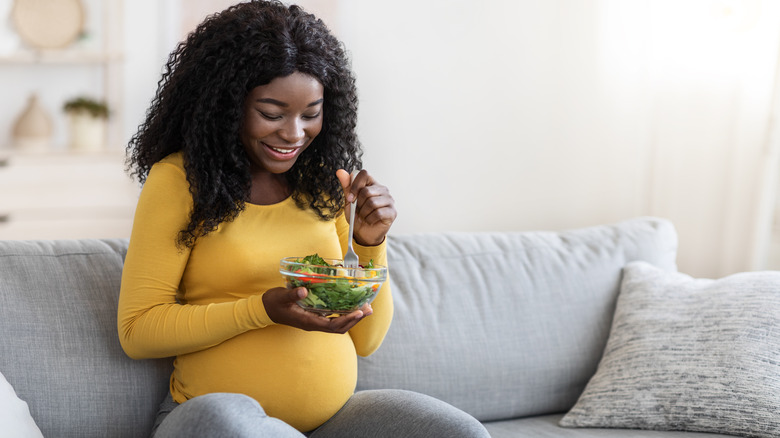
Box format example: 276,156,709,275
370,389,489,437
154,393,303,438
154,393,260,437
316,389,490,438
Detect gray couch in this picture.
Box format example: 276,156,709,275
0,217,734,437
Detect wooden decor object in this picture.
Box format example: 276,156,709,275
11,0,85,50
11,93,53,151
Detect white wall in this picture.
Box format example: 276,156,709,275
339,0,654,234
5,0,780,279
122,0,174,151
330,0,780,278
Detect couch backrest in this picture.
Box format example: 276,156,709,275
0,239,172,438
357,217,678,422
0,218,679,434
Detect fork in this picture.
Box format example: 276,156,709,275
344,170,360,276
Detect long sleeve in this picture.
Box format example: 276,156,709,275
117,158,273,360
335,214,394,357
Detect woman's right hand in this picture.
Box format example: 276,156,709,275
262,287,372,334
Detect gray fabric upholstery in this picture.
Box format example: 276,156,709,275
0,239,172,438
485,414,727,438
3,217,743,437
560,261,780,437
357,217,678,422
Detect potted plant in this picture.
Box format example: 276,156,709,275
63,96,109,151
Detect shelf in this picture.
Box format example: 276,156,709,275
0,148,127,166
0,0,130,240
0,49,122,64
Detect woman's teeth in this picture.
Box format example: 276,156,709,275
270,146,295,154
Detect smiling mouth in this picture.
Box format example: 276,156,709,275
265,143,298,155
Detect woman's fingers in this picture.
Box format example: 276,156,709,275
335,168,352,201
334,169,396,246
263,287,370,334
354,185,395,225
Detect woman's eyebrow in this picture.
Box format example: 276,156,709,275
256,98,324,107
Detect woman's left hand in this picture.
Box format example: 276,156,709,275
336,169,397,246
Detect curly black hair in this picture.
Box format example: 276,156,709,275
126,0,362,248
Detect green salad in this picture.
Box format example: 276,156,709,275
287,254,380,313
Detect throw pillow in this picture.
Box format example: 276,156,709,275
0,370,44,438
560,261,780,438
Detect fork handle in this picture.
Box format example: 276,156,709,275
347,199,357,250
345,171,360,270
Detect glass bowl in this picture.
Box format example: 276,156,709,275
279,256,387,315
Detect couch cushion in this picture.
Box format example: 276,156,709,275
559,261,780,437
485,414,728,438
0,239,172,438
357,217,678,422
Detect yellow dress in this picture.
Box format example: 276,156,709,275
117,152,393,432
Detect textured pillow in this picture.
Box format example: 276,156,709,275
560,261,780,437
0,370,44,438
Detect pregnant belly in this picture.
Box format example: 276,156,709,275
171,324,358,431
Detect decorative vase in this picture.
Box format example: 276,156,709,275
67,111,106,151
12,93,53,151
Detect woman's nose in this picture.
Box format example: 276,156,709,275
279,118,305,143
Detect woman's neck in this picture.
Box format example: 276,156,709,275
247,171,290,205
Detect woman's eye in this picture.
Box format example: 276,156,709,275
258,111,282,120
256,109,320,121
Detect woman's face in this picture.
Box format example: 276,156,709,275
241,71,324,175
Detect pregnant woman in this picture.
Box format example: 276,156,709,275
117,1,489,437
